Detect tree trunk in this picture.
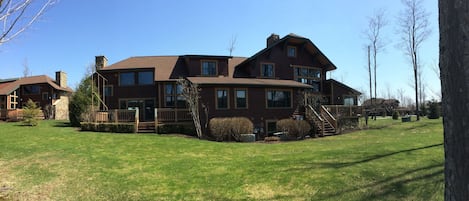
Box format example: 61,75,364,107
439,0,469,200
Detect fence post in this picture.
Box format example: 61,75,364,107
114,109,118,123
175,107,178,122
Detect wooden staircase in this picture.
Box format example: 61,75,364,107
138,122,156,133
306,105,337,136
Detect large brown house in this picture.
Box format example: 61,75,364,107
0,71,72,120
95,33,360,136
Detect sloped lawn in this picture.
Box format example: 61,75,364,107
0,119,443,200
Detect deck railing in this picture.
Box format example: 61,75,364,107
156,108,191,123
90,109,137,123
0,109,44,121
323,105,362,118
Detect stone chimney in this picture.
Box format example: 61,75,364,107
55,71,67,88
95,55,108,70
267,33,280,47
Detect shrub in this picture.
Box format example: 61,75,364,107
427,100,441,119
392,110,399,120
23,99,41,126
69,76,98,127
209,117,253,142
276,119,311,140
157,124,196,135
80,122,135,133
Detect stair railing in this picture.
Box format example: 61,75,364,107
321,105,337,133
307,105,325,136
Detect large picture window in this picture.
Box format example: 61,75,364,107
294,66,321,92
201,61,217,76
234,89,247,109
120,71,154,86
261,63,275,78
164,83,185,107
23,85,40,95
119,72,135,86
138,72,153,85
216,88,229,109
266,89,291,108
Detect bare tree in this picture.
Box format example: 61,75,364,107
177,78,204,139
397,0,431,121
22,57,29,77
0,0,56,45
439,0,469,199
365,9,387,120
227,34,237,56
396,88,406,107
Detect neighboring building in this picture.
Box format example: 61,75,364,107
95,33,361,136
0,71,73,120
362,98,400,116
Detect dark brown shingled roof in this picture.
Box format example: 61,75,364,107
100,56,248,81
0,75,72,95
99,56,182,81
187,77,313,88
237,33,338,71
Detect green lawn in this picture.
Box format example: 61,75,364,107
0,118,443,201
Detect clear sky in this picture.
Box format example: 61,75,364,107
0,0,439,104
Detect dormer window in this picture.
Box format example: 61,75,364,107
287,46,296,57
261,63,275,78
201,60,217,76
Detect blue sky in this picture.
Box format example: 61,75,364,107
0,0,439,103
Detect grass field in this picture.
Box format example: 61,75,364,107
0,118,443,200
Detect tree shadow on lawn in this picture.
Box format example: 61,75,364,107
287,143,443,170
316,163,443,201
282,143,443,200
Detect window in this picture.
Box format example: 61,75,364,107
120,71,153,86
287,46,296,57
138,72,153,85
201,61,217,76
23,85,40,95
266,90,291,108
42,92,49,100
294,66,321,92
0,96,5,109
9,91,18,109
344,96,355,106
120,72,135,86
216,88,229,109
235,89,247,109
261,63,275,78
164,83,185,107
104,85,113,97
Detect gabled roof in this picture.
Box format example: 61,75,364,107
325,79,362,95
237,33,338,71
0,75,73,95
100,55,248,81
187,77,313,88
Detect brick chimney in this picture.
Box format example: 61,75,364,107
55,71,67,88
267,33,280,47
95,55,108,70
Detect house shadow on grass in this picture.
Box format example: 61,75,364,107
53,121,73,128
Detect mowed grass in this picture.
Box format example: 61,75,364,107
0,118,443,201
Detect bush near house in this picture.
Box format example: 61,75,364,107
276,119,311,140
22,99,41,126
209,117,253,142
80,122,136,133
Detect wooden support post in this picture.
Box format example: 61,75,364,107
114,109,118,123
134,108,139,133
154,108,158,134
